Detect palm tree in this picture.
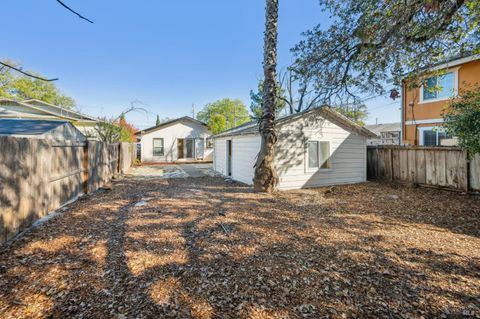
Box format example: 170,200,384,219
253,0,279,193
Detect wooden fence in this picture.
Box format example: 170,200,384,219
367,146,480,192
0,137,136,245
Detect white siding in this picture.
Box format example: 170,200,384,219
275,115,367,190
213,135,260,185
141,121,211,162
214,138,227,175
231,135,261,185
213,111,368,190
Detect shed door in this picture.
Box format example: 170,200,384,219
226,140,232,176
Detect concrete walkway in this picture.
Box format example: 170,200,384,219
125,163,215,179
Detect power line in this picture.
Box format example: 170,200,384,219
0,61,58,82
56,0,94,24
368,101,399,111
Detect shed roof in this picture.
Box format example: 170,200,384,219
0,119,69,135
212,107,377,139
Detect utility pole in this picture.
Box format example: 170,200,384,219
192,104,195,119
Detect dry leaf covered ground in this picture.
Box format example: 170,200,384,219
0,176,479,319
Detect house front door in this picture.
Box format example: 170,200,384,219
177,139,184,159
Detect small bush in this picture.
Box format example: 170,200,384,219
443,87,480,156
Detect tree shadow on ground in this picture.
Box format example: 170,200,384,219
0,177,479,318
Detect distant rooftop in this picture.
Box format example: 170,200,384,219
365,122,401,134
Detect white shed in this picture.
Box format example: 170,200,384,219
212,107,377,190
137,117,213,163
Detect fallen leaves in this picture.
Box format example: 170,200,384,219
0,177,479,318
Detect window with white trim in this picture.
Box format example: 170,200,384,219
419,127,452,146
421,72,455,102
153,138,164,156
307,141,331,170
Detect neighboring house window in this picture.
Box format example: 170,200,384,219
421,72,456,102
206,137,213,148
419,127,452,146
380,131,401,145
153,138,164,156
307,141,331,170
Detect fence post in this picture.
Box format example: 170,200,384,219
117,143,121,175
82,140,89,194
465,150,470,192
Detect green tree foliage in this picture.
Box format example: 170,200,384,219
292,0,479,104
95,113,138,143
0,59,75,108
443,88,480,155
197,98,251,133
94,120,122,143
250,80,286,119
333,104,368,126
207,114,227,134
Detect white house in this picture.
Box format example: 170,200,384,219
137,117,213,163
212,107,377,190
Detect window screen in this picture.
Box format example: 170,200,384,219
153,138,164,156
308,141,319,168
320,141,331,169
423,130,437,146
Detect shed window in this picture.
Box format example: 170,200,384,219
422,72,455,102
320,141,332,169
308,141,319,168
153,138,164,156
307,141,331,170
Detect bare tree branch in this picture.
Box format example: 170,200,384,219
0,61,58,81
56,0,94,24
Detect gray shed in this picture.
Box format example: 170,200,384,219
0,119,86,143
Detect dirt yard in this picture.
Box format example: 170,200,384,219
0,176,479,319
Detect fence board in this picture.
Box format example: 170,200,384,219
377,148,386,179
445,151,458,189
416,150,426,184
367,147,378,180
457,151,469,192
399,150,409,181
425,150,437,186
471,154,480,191
435,151,447,187
391,149,400,180
407,150,416,182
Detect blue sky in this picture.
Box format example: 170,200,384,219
2,0,400,128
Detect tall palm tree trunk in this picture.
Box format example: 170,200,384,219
254,0,279,193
